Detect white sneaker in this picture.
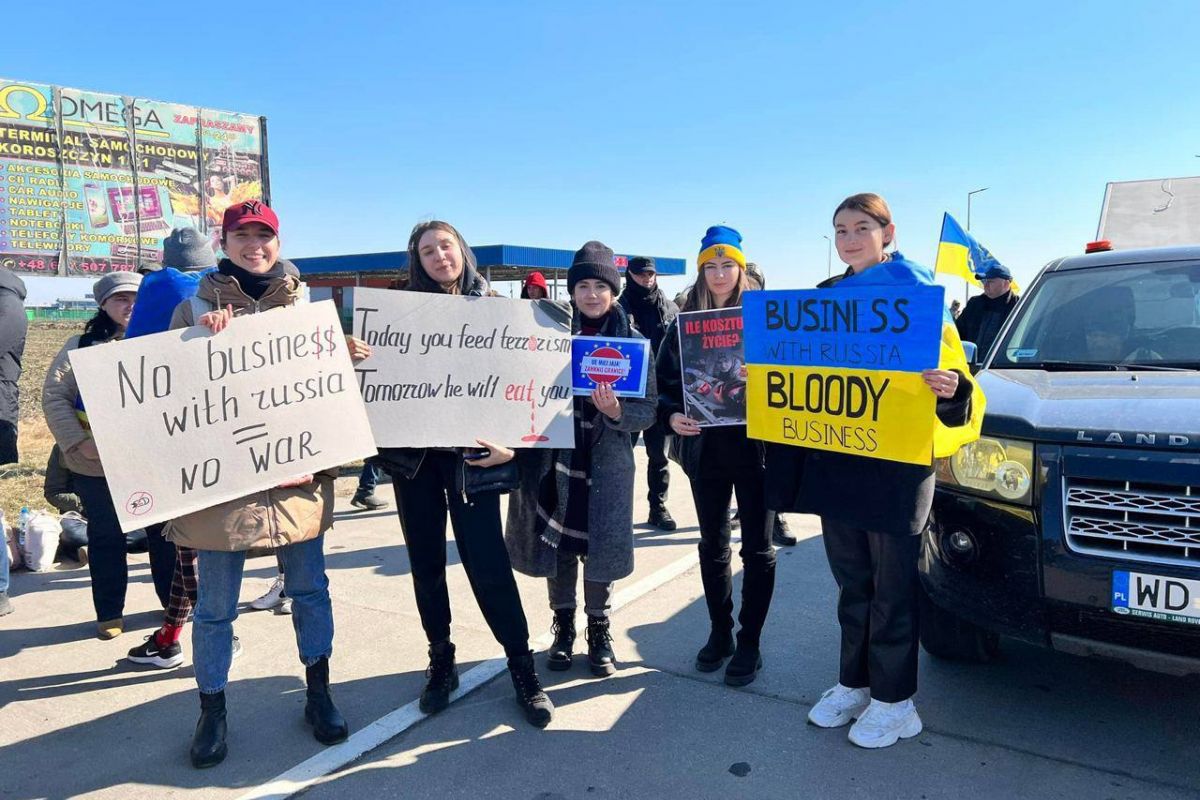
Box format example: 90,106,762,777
807,683,870,728
250,576,285,610
274,597,293,616
848,698,923,749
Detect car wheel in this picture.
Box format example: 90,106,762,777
918,583,1001,662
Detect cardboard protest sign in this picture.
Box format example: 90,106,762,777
743,285,945,466
571,336,650,398
678,308,746,427
67,300,376,532
353,290,574,448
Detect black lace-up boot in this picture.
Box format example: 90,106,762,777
508,651,554,728
419,640,459,714
547,609,576,671
586,615,616,677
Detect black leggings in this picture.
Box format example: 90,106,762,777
392,451,530,658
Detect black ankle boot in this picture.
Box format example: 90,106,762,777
724,642,763,687
585,615,616,677
304,657,350,745
508,651,554,728
190,690,227,769
420,640,459,714
547,609,576,671
695,628,735,673
648,505,677,531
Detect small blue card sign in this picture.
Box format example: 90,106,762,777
571,335,651,398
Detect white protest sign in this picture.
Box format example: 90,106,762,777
68,300,377,532
352,289,574,448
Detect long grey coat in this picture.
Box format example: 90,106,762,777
505,325,658,584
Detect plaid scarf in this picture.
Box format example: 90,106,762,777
533,304,633,554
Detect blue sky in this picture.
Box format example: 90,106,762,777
6,1,1197,293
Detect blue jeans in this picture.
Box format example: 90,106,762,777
356,459,381,494
193,535,334,694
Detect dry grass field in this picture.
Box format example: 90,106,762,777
2,323,77,525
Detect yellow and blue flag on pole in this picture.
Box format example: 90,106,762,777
935,213,1019,294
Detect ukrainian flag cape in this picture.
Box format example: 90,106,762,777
935,213,1019,293
840,252,985,458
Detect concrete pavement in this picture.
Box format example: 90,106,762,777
1,451,1197,799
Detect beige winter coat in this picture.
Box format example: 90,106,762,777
42,333,116,477
163,268,339,552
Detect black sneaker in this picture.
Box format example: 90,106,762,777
127,634,185,669
508,651,554,728
419,640,459,714
547,609,576,671
648,506,677,531
772,515,798,547
350,491,389,511
585,616,616,677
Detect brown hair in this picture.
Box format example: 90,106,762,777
684,263,749,312
405,220,477,293
833,193,896,249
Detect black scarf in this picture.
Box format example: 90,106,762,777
619,276,675,350
534,304,633,555
217,258,287,300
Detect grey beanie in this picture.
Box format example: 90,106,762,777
568,240,621,294
93,271,143,306
162,227,216,271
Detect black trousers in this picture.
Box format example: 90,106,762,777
821,519,921,703
632,422,670,509
689,470,776,648
145,522,175,609
392,451,530,658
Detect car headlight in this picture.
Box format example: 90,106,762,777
936,437,1034,505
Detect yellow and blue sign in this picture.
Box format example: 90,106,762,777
571,335,651,398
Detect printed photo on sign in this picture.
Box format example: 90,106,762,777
353,290,575,448
678,307,746,427
743,286,945,465
571,336,650,398
66,300,376,532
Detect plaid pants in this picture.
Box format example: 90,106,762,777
163,545,198,627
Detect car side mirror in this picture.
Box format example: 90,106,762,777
961,341,982,375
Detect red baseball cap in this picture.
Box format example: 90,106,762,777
222,200,279,235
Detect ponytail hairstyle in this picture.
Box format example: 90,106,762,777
832,193,895,249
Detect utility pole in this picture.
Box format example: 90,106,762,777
966,187,989,302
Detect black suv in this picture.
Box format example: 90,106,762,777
921,245,1200,675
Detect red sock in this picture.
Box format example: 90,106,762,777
156,623,184,646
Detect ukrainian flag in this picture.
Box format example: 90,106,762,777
935,213,1019,294
840,253,986,458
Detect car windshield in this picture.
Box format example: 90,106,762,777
991,259,1200,370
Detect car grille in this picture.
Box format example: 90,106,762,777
1064,477,1200,567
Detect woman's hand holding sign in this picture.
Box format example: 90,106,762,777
591,383,622,420
199,304,235,333
345,336,372,363
922,369,959,399
670,412,702,437
467,438,514,468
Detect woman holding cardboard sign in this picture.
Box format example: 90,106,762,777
374,220,555,729
654,225,777,688
505,241,658,679
767,193,979,749
165,201,351,768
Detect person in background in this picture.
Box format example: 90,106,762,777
506,242,658,677
0,265,27,616
350,458,389,511
43,271,143,639
742,262,798,547
781,193,976,749
375,220,554,729
521,271,549,299
44,443,148,565
954,265,1018,359
618,256,678,531
655,226,777,688
949,299,962,319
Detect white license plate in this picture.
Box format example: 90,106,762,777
1112,570,1200,626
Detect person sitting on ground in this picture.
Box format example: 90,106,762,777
44,444,147,566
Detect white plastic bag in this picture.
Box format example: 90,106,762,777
22,510,61,573
2,510,20,570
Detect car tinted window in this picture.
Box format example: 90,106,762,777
992,260,1200,368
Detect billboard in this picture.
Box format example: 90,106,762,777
0,78,267,276
1098,176,1200,250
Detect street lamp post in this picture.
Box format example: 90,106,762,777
822,235,832,278
965,187,989,303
